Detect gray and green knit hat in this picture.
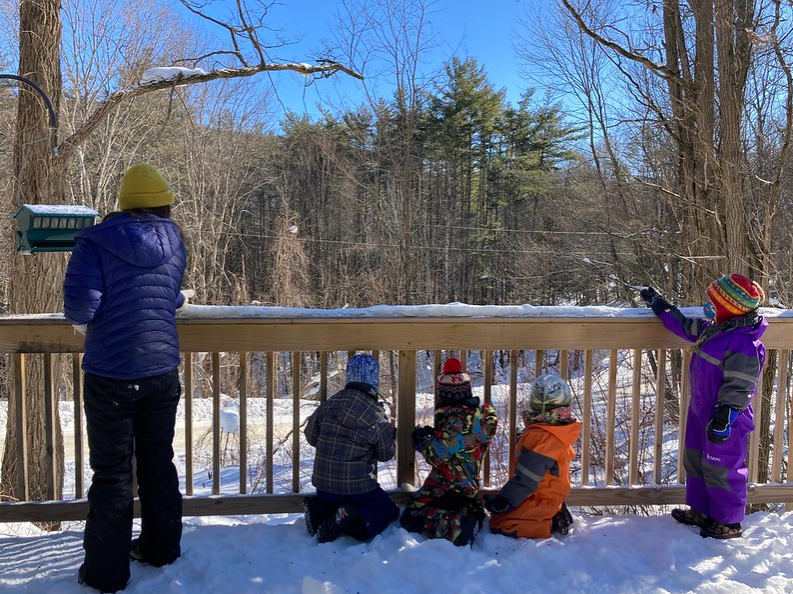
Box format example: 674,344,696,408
529,374,572,413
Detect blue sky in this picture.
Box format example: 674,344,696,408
179,0,532,117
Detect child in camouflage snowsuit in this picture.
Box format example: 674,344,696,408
400,358,497,547
486,374,581,539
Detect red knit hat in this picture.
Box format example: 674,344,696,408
437,358,472,403
706,273,764,323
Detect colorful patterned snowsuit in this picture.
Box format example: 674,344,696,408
659,308,767,524
489,418,581,538
400,400,497,545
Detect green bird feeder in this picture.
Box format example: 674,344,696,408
13,204,100,254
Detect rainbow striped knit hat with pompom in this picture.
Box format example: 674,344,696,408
706,273,764,324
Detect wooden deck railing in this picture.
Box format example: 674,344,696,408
1,311,792,522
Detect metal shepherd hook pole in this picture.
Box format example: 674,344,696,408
0,73,59,155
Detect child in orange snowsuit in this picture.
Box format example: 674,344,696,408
486,374,581,539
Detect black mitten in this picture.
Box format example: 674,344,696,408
483,494,515,514
706,404,740,443
412,425,434,450
640,286,672,316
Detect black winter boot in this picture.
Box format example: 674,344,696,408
317,505,359,543
551,502,574,535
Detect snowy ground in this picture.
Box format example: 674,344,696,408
1,509,792,593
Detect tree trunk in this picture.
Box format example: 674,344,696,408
1,0,65,514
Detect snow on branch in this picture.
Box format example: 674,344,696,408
56,60,363,162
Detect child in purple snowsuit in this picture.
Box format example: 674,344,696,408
641,273,766,539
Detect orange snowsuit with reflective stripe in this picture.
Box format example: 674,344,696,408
489,420,581,539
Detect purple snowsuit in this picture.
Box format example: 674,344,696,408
659,308,766,524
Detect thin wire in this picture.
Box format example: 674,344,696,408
222,230,636,257
423,223,655,236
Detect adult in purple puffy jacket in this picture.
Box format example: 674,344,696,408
64,163,187,593
641,273,766,540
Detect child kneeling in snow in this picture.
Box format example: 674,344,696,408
400,358,498,547
304,354,400,543
486,374,581,539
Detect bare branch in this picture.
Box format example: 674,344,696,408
56,61,364,161
560,0,681,82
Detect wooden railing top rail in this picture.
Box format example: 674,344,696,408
1,309,792,352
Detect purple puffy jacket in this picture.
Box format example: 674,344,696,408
63,212,187,380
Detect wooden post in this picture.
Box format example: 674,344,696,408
397,350,416,488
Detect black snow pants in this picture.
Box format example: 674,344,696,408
80,370,183,592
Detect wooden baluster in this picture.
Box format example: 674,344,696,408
653,349,666,485
212,352,221,495
266,352,275,494
748,357,767,484
534,349,544,378
397,350,417,487
184,352,194,496
73,353,85,499
772,350,789,483
678,351,691,484
508,350,518,466
43,353,57,500
483,349,493,488
239,352,248,495
605,350,618,486
787,352,793,512
319,351,328,403
13,353,29,501
433,350,442,403
629,349,641,485
292,351,301,493
560,350,569,380
581,350,593,485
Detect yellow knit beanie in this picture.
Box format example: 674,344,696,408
118,163,174,211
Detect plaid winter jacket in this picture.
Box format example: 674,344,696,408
305,384,396,495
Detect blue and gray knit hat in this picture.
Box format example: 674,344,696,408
345,354,380,388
